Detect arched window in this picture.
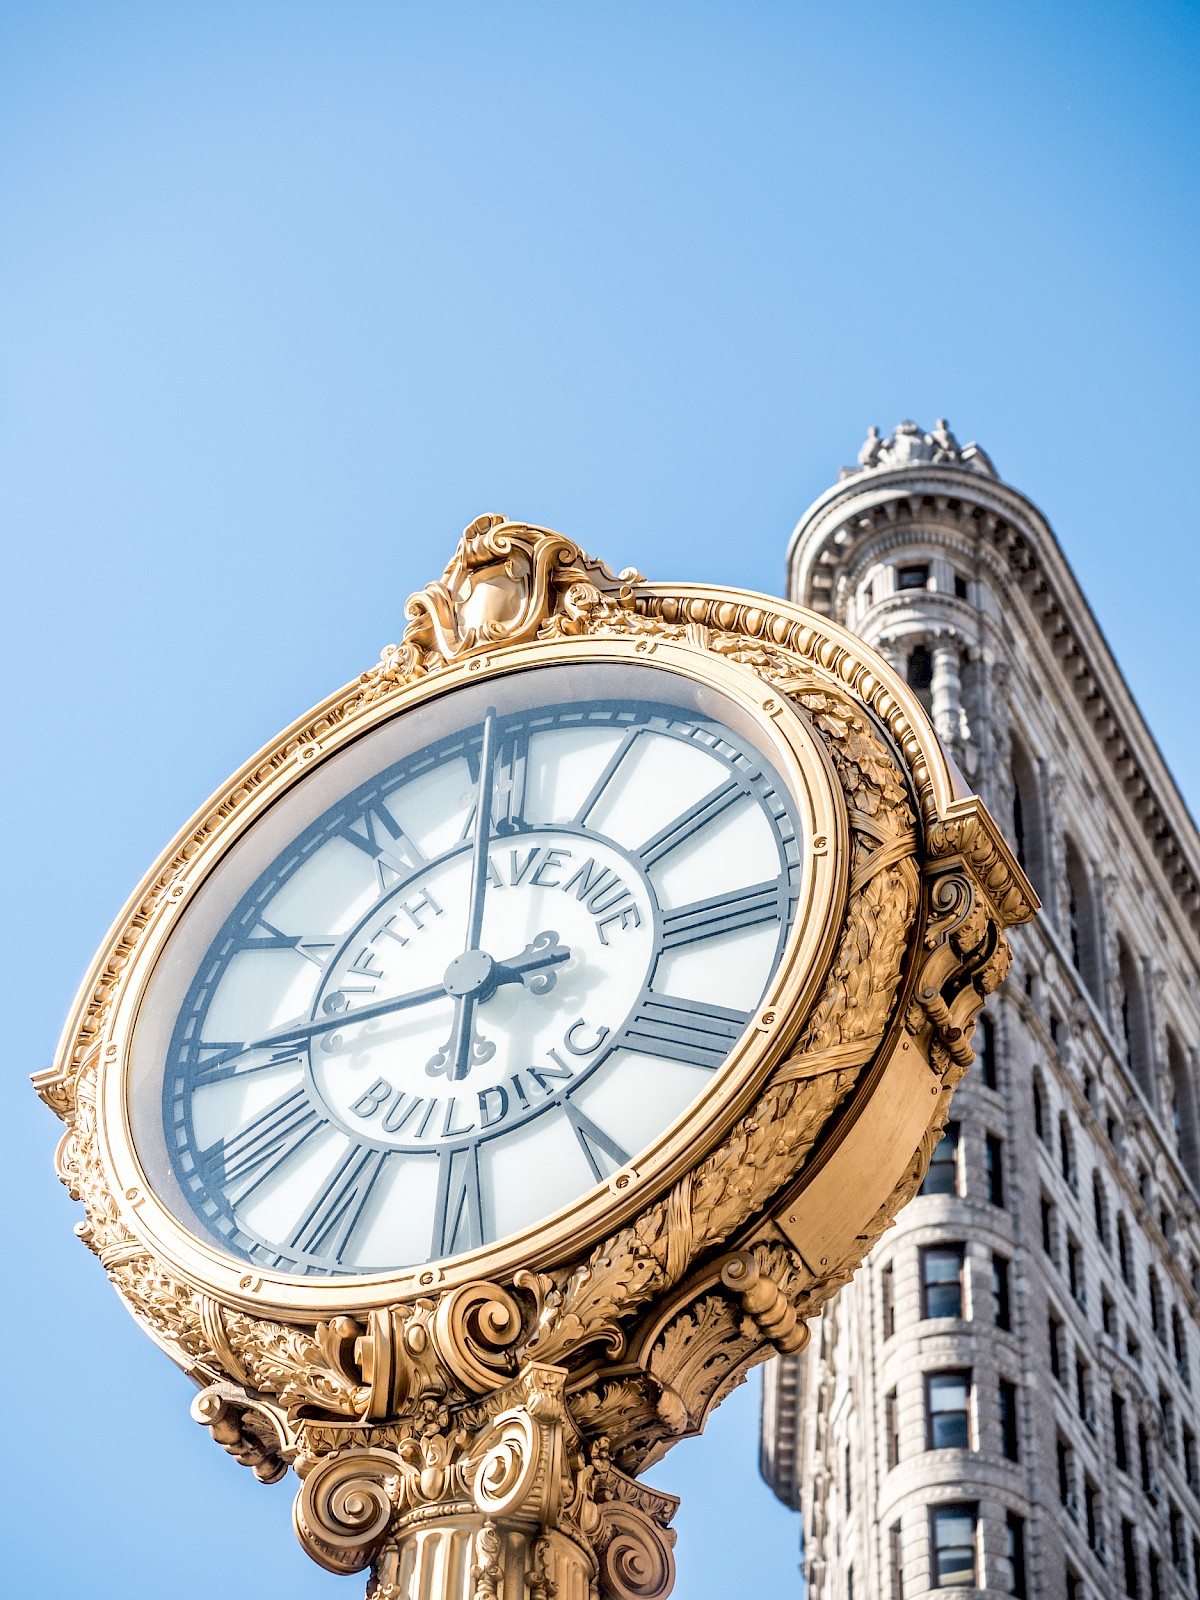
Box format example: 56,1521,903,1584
1063,839,1101,1000
906,644,933,714
1010,737,1046,895
1168,1032,1200,1190
1116,939,1155,1103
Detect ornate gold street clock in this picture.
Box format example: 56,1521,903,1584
36,517,1035,1600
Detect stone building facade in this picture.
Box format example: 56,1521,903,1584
760,423,1200,1599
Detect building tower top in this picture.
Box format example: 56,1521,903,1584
787,417,1200,949
848,418,998,480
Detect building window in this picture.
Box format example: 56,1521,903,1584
1033,1075,1046,1142
1064,838,1101,999
1117,939,1154,1101
1170,1505,1184,1570
1174,1307,1190,1384
930,1504,977,1589
953,572,969,600
986,1134,1005,1207
1192,1538,1200,1600
1184,1424,1198,1496
1049,1314,1064,1384
1058,1434,1075,1508
1149,1269,1165,1342
1004,1512,1027,1597
1123,1517,1140,1598
992,1254,1011,1330
897,563,929,591
1040,1195,1056,1258
1150,1551,1162,1600
976,1012,997,1089
926,1371,971,1450
1118,1215,1132,1285
889,1521,904,1600
1086,1478,1102,1553
1067,1571,1082,1600
1139,1421,1152,1495
1168,1031,1200,1189
885,1388,900,1469
1102,1289,1116,1334
1094,1170,1110,1248
1060,1113,1076,1188
921,1122,960,1196
920,1245,965,1320
1160,1388,1176,1461
1113,1391,1129,1473
1009,737,1045,892
882,1262,895,1338
999,1379,1019,1461
1076,1355,1092,1425
1068,1236,1085,1306
906,645,933,712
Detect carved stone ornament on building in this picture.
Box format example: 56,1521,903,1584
34,515,1035,1600
852,418,998,478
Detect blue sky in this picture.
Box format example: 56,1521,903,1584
4,3,1198,1595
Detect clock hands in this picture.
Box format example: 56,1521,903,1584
425,929,568,1079
227,932,569,1060
427,708,501,1082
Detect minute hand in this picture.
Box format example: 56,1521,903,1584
447,707,500,1081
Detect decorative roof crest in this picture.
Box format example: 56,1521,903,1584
846,419,997,480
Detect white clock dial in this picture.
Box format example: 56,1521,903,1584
147,667,806,1276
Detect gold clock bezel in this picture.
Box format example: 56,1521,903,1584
89,633,846,1316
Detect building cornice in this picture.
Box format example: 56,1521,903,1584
787,462,1200,947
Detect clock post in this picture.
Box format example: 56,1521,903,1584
35,516,1036,1600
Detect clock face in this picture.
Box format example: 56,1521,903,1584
129,662,809,1279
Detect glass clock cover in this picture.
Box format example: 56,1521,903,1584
129,661,808,1277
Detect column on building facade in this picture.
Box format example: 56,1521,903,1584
929,636,963,750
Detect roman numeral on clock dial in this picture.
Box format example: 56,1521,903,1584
243,919,338,968
617,994,752,1070
637,778,744,868
660,881,780,950
288,1144,389,1263
202,1086,321,1202
563,1100,632,1182
337,803,426,892
432,1144,484,1260
493,724,530,836
190,1042,305,1087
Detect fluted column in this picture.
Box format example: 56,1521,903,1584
930,639,962,747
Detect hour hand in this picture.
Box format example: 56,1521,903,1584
425,933,571,1081
425,994,495,1081
490,931,570,995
